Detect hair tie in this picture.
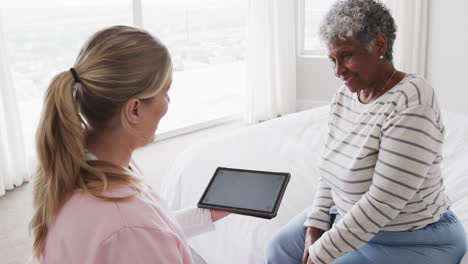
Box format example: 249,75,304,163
69,68,81,83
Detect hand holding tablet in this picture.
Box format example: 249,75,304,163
198,167,290,219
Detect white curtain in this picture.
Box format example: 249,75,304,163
245,0,297,124
0,12,29,196
386,0,429,78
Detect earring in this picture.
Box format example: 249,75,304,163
379,55,384,59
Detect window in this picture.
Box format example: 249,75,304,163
141,0,246,133
296,0,343,111
299,0,336,56
2,0,246,156
3,0,133,155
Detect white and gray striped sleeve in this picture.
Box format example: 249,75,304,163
309,105,443,264
304,178,334,231
303,94,339,230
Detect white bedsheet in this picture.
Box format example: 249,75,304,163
161,106,468,264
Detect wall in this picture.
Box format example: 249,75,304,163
426,0,468,115
296,56,341,110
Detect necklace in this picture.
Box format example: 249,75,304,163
359,69,397,103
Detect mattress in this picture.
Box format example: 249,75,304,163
161,106,468,264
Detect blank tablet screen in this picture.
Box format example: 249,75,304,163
198,167,290,217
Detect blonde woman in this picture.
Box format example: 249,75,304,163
30,25,228,263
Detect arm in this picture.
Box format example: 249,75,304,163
303,178,334,230
303,91,340,230
95,227,184,264
302,178,333,264
173,208,216,238
303,227,325,264
302,98,339,263
308,105,443,264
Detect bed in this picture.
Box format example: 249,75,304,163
161,106,468,264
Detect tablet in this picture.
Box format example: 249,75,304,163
197,167,290,219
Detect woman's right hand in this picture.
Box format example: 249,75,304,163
302,227,325,264
209,209,231,222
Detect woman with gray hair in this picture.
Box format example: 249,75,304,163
265,0,466,263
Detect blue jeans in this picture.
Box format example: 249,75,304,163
265,209,467,264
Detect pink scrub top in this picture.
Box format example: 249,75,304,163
41,160,214,264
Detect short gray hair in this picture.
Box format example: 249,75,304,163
319,0,397,62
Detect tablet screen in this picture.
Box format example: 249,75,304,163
198,167,290,217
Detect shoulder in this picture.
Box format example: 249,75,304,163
49,186,172,243
388,74,439,112
329,85,352,113
43,186,186,263
52,191,126,233
380,75,445,134
334,85,352,102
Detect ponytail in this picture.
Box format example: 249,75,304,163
30,71,85,257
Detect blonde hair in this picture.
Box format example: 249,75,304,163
30,25,172,258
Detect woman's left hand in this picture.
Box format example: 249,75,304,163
307,257,315,264
209,209,231,222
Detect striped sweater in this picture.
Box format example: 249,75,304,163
304,74,451,264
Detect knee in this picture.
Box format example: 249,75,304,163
264,229,296,263
265,233,284,264
264,212,308,263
